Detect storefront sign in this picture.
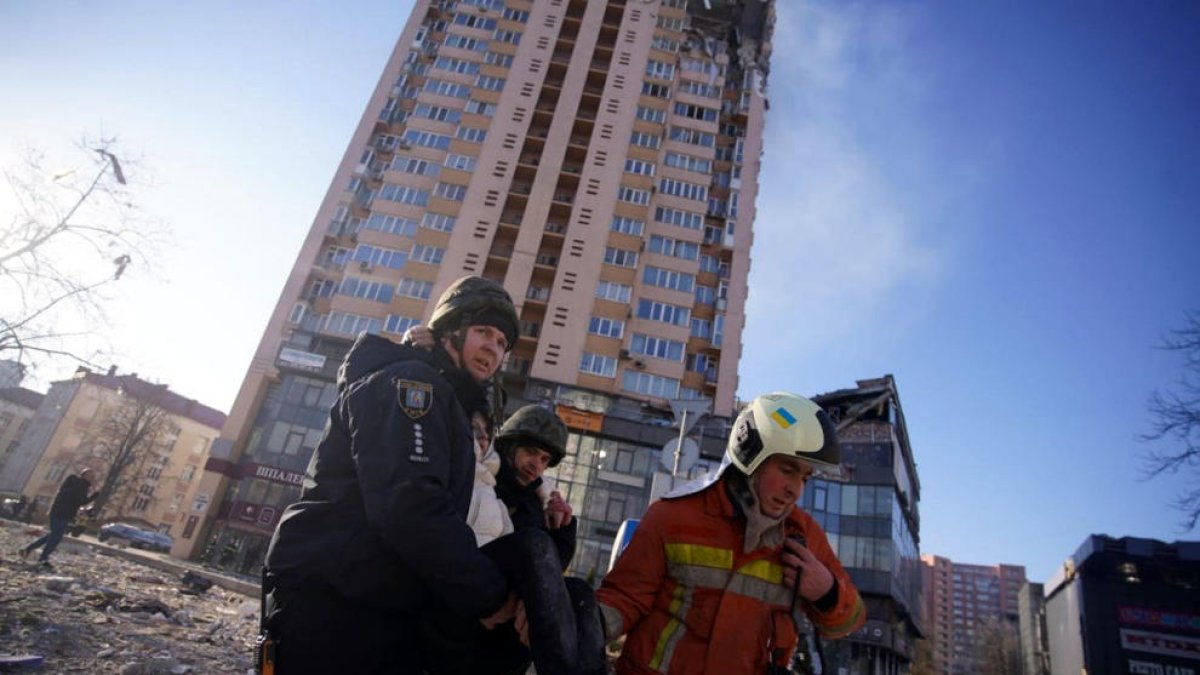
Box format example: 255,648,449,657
556,405,604,433
243,463,305,487
279,347,327,370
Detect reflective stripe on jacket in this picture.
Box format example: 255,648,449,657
596,476,865,674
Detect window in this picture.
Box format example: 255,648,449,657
465,99,496,117
453,13,497,30
668,126,716,148
180,465,197,482
422,212,457,232
623,371,680,398
636,299,690,326
651,35,680,52
630,333,685,361
309,278,336,299
658,178,707,202
435,182,468,201
617,186,651,206
410,244,445,264
604,247,639,268
413,103,463,123
635,105,667,124
475,75,506,92
690,317,713,339
364,213,419,237
673,102,719,123
391,155,441,177
339,277,394,303
384,314,421,335
630,131,662,150
680,58,717,76
664,152,712,174
678,80,720,98
377,183,430,206
699,254,719,274
493,29,522,44
423,78,472,98
580,352,617,377
656,15,686,31
610,216,645,236
588,316,625,339
484,51,515,67
624,159,656,176
643,265,694,293
402,129,453,150
396,278,434,300
596,281,633,303
353,244,408,270
641,82,671,98
501,6,529,21
654,206,703,230
456,126,487,143
695,285,716,305
433,56,480,76
444,153,477,172
647,235,699,260
444,34,489,52
320,311,382,336
645,60,675,80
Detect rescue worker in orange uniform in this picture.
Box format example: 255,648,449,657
596,392,866,674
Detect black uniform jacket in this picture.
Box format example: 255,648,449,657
494,460,577,570
49,475,94,519
265,333,508,620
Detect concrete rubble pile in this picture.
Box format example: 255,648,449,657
0,524,258,673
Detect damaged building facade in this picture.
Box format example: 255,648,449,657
194,0,779,578
808,375,925,673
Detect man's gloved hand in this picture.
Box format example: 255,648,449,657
780,537,834,602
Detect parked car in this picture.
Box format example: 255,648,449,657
98,522,173,553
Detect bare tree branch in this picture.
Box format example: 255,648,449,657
1141,311,1200,530
0,135,166,372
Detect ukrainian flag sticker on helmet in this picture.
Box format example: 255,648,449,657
770,407,796,429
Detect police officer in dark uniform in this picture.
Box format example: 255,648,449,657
261,276,520,674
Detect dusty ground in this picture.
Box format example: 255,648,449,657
0,521,258,674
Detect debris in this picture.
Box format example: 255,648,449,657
0,523,256,672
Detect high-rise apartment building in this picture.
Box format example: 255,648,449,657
920,554,1027,675
196,0,775,575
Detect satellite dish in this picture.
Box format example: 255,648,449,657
660,437,699,474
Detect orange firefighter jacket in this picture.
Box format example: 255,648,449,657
596,477,865,674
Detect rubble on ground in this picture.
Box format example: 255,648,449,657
0,523,257,673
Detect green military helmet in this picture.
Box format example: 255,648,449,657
494,404,568,467
428,275,519,352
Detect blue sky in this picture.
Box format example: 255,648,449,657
2,1,1198,583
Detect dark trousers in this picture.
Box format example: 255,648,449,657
264,584,421,675
425,528,606,675
24,516,69,562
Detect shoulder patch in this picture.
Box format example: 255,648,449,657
396,379,434,419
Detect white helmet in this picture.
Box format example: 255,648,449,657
726,392,841,476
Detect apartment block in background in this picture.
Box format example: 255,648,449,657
197,0,776,577
1045,534,1200,675
919,554,1027,674
803,375,924,671
0,385,44,486
9,368,224,559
